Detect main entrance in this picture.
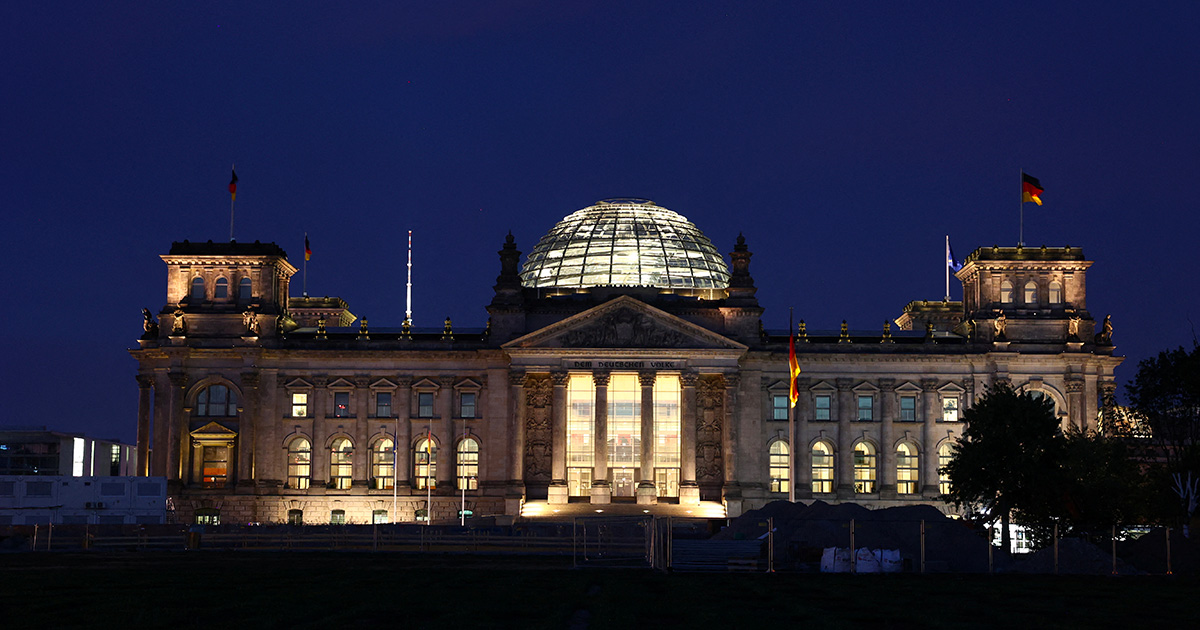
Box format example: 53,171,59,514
612,469,635,497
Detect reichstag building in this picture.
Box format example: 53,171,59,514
130,199,1122,525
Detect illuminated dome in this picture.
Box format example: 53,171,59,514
520,199,731,290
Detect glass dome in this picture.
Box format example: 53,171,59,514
520,199,731,290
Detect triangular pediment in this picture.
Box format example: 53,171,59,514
370,378,397,389
327,377,356,389
285,378,313,389
503,296,747,351
190,421,238,440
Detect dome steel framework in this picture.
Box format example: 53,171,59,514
519,199,731,290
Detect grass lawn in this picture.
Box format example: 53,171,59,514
1,552,1196,629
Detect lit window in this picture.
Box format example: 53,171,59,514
899,395,917,422
372,510,389,524
457,438,479,490
460,392,476,419
291,393,308,418
418,392,434,418
814,395,831,421
567,373,595,497
334,392,351,418
853,442,876,493
1024,281,1038,305
287,509,303,525
330,438,353,490
1028,390,1056,415
371,438,394,490
191,276,205,301
772,395,788,421
811,441,834,493
414,437,436,490
287,437,311,489
330,509,346,525
375,392,392,417
201,445,228,488
938,442,954,495
238,277,252,300
1000,280,1013,304
607,374,640,473
896,443,918,494
1048,280,1062,304
196,385,237,417
769,440,790,493
942,397,960,422
857,395,874,421
194,508,220,525
653,374,681,498
214,277,228,299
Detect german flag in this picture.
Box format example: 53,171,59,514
788,317,801,407
229,168,239,202
1021,173,1043,206
304,235,311,261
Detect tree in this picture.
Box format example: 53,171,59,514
1126,344,1200,533
941,382,1061,551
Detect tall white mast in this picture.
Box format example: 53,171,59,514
406,230,413,325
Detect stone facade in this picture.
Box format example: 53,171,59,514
130,218,1122,526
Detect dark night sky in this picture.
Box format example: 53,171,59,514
3,3,1198,443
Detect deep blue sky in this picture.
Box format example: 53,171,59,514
3,3,1198,443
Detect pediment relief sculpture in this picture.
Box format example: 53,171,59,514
560,308,689,348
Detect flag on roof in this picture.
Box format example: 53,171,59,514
788,317,801,408
1021,172,1043,205
228,168,238,202
947,240,963,272
304,235,311,261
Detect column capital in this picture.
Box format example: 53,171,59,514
723,373,740,389
680,371,699,388
638,371,656,387
920,378,939,392
241,372,261,388
877,377,895,392
592,370,611,387
395,375,413,388
508,370,526,387
168,372,188,388
551,371,569,387
835,377,853,391
439,375,455,388
135,374,154,389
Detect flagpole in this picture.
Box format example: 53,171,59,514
406,230,413,326
229,164,236,242
1019,169,1024,246
944,235,950,301
788,308,795,504
303,232,309,298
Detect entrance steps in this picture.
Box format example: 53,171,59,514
519,500,726,520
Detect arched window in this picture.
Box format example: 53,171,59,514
191,276,206,301
287,437,311,489
768,440,789,494
238,277,252,300
457,437,479,490
372,438,394,490
1027,390,1057,415
896,443,919,495
414,437,436,490
853,442,876,493
214,277,229,299
811,441,834,494
1000,280,1013,304
1048,280,1062,304
330,438,353,490
938,442,954,495
196,385,237,417
1024,280,1038,305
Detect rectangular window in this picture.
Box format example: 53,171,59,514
607,374,640,469
110,444,122,476
814,395,831,421
566,374,594,496
375,392,392,417
418,392,434,418
372,509,389,524
942,397,960,422
201,445,228,488
899,396,917,422
291,393,308,418
857,395,874,421
334,392,351,418
772,395,788,421
461,392,476,419
330,510,346,525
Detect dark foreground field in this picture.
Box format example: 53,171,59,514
1,552,1196,629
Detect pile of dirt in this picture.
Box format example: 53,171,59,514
1008,537,1143,575
716,500,999,572
1117,527,1200,575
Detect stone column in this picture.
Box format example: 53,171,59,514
548,372,569,504
1096,379,1116,433
353,377,371,487
1066,377,1085,432
136,374,153,477
590,370,611,503
679,371,700,504
723,373,741,500
311,378,329,488
395,377,412,488
438,376,456,491
793,377,812,499
835,377,854,496
237,372,260,487
921,378,940,496
151,369,171,478
878,378,896,497
637,371,657,504
508,371,526,495
257,370,279,485
167,371,188,484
